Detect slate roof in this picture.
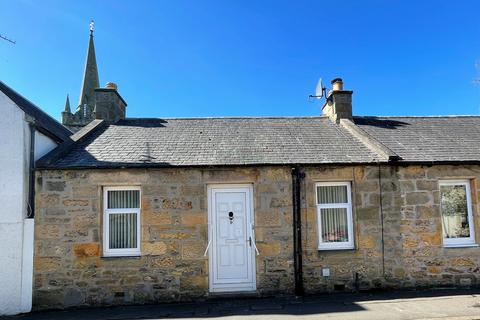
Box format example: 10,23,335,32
354,116,480,162
37,117,381,168
37,115,480,169
0,81,72,142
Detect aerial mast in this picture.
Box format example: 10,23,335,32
0,33,15,45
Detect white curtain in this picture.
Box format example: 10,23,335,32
317,185,347,204
317,185,349,243
320,208,348,242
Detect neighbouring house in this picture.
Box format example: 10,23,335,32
0,24,124,315
0,81,72,315
33,72,480,309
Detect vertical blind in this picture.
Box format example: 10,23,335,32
440,184,469,239
106,189,140,250
109,213,137,248
317,185,349,243
108,190,140,209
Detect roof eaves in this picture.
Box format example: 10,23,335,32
36,158,480,171
36,160,391,170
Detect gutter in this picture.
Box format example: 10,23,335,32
35,159,480,171
292,166,304,296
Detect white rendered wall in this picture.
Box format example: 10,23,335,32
20,219,34,312
0,91,26,224
34,131,57,161
0,90,28,315
0,91,58,315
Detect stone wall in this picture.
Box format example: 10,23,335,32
381,165,480,288
34,167,294,309
34,164,480,309
301,164,480,293
302,166,384,293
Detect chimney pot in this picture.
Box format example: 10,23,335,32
105,82,118,90
331,78,343,91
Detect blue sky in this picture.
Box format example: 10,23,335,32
1,0,479,120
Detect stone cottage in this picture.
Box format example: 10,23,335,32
34,75,480,309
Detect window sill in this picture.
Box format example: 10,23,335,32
101,254,141,259
318,246,355,251
443,243,478,248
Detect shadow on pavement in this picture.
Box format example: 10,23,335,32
3,288,480,320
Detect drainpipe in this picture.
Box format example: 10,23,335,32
292,166,304,296
378,163,385,277
27,120,35,218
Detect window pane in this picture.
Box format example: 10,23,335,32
440,184,470,239
108,190,140,209
321,208,349,242
317,185,348,204
109,213,137,248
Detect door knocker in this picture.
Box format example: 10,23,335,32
228,211,234,224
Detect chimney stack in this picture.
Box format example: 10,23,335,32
322,78,352,123
94,82,127,123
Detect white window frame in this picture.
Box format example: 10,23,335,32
103,186,141,257
316,181,354,250
439,180,476,248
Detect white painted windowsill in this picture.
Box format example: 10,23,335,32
318,246,355,251
101,254,142,258
443,243,479,248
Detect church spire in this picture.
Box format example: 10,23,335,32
64,94,71,113
62,21,127,132
77,20,99,114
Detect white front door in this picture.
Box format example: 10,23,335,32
208,185,256,292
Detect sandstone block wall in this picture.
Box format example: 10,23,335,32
301,165,480,293
302,166,384,293
34,164,480,309
34,167,294,309
381,165,480,288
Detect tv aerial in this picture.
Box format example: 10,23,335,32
0,33,15,45
308,78,327,101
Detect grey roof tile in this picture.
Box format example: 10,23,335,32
354,116,480,162
39,117,380,168
38,115,480,169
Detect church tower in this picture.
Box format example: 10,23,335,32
62,21,126,131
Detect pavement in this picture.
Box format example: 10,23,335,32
3,289,480,320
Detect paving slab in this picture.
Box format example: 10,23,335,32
2,289,480,320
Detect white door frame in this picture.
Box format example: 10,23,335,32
207,184,256,293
